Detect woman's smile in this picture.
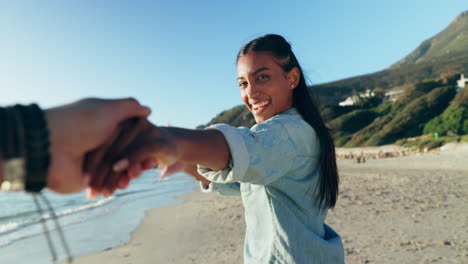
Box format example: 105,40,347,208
250,100,271,113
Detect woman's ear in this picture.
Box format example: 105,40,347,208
288,67,301,89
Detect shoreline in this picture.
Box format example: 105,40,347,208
71,142,468,264
0,172,198,264
69,189,245,264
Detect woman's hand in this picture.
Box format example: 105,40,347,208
158,161,187,179
85,119,180,197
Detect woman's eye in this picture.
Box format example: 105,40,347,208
258,74,269,81
238,81,248,88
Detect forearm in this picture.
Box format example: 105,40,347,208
165,127,230,171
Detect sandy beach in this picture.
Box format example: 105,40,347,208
71,143,468,264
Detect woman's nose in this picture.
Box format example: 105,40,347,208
247,83,259,97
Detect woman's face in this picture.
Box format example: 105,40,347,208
237,51,298,123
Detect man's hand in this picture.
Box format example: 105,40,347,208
45,98,151,194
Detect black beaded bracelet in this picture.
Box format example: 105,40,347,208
16,104,51,193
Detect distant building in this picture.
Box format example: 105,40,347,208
457,73,467,92
338,89,375,106
338,96,360,106
338,89,403,106
337,74,467,107
383,90,404,103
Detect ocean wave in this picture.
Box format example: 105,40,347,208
0,196,116,247
0,209,38,222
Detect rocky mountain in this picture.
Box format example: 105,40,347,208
391,11,468,69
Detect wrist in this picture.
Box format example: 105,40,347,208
152,126,180,165
44,109,88,194
199,177,211,186
44,109,59,186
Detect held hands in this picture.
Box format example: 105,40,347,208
90,123,232,195
84,118,183,198
84,119,215,198
45,97,223,196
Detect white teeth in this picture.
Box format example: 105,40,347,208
252,101,269,109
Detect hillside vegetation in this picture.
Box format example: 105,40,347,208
335,80,458,147
423,87,468,136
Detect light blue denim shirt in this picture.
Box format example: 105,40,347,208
198,108,344,264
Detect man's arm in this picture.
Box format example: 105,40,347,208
0,98,151,194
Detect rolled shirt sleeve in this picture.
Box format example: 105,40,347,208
197,115,306,186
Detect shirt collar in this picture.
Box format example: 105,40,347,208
281,107,300,117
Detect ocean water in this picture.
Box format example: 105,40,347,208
0,169,197,264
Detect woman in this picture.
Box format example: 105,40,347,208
91,34,344,263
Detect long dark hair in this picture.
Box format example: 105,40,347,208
237,34,339,209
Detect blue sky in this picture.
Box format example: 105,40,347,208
1,1,466,128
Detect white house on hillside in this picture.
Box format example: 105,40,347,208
338,89,403,106
457,73,467,92
383,90,404,103
338,89,375,106
338,96,359,106
338,74,467,106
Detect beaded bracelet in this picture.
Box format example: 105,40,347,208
18,104,51,193
0,105,73,263
0,104,50,192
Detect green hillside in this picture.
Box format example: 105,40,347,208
423,87,468,136
341,82,457,147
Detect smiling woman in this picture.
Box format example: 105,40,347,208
236,34,339,210
92,34,344,264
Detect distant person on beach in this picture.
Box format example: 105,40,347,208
92,34,344,263
0,98,151,194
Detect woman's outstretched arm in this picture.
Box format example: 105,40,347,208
164,127,230,171
86,119,229,195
